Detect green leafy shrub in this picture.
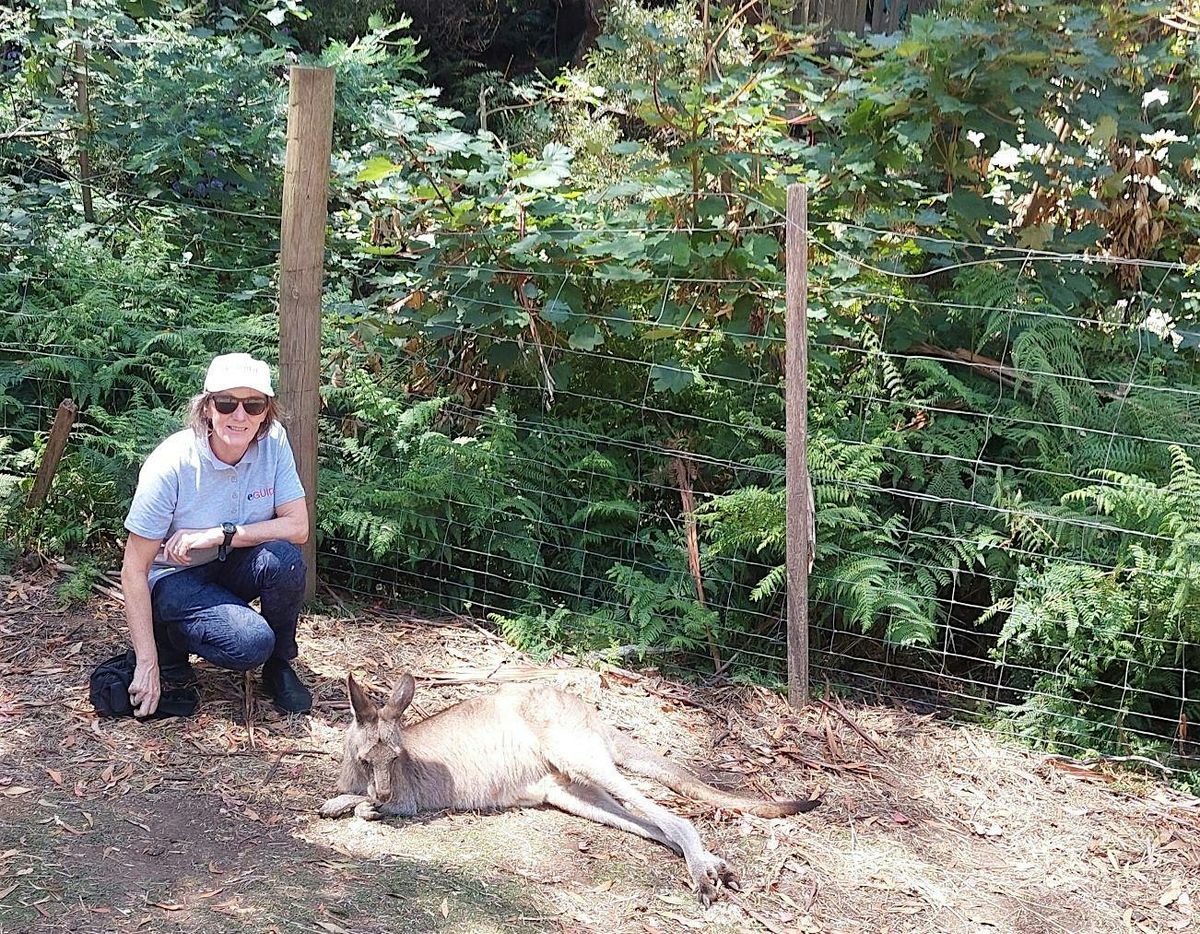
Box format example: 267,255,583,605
990,447,1200,755
3,0,1200,768
0,233,276,556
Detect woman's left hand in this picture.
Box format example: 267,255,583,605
162,527,223,565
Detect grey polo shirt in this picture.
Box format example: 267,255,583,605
124,421,307,590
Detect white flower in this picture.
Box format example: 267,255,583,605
1142,88,1170,108
990,143,1021,169
1141,308,1181,347
1147,174,1172,195
1140,129,1189,161
1141,129,1188,146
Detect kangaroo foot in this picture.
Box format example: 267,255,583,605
690,852,738,907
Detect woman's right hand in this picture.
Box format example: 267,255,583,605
129,658,161,718
122,533,166,720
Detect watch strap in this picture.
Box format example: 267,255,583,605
218,522,236,562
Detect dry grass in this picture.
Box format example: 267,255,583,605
0,563,1197,933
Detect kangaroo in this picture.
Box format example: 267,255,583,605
320,673,820,905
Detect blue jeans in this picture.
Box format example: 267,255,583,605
151,541,306,672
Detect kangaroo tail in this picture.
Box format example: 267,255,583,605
608,729,820,817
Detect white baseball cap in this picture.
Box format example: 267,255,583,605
204,353,275,397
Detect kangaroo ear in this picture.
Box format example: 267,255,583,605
347,674,378,724
382,673,416,719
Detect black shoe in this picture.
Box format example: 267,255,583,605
154,684,200,719
262,659,312,713
160,660,197,687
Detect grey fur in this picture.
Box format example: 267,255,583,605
321,673,819,906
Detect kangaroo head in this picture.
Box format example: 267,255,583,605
342,672,416,801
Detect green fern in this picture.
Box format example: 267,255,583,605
0,234,278,558
993,446,1200,753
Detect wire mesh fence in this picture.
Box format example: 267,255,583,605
4,147,1199,777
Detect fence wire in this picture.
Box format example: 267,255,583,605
4,171,1199,777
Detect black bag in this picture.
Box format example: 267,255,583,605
89,649,199,719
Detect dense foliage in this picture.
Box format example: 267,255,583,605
2,0,1199,768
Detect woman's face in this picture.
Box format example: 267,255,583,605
207,388,269,460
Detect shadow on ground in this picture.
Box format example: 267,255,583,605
0,780,549,934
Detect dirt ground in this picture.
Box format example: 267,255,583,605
1,565,1198,934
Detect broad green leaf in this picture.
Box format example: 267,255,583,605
487,341,520,369
599,181,645,200
607,307,635,338
694,196,727,221
541,299,573,324
668,235,691,268
425,130,472,154
743,233,779,265
948,189,998,223
1092,114,1118,146
595,264,650,282
568,323,604,351
1059,223,1103,247
583,234,646,261
357,156,403,183
509,233,547,256
1017,222,1054,250
651,363,694,393
515,166,569,190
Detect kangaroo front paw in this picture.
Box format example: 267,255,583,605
354,799,383,821
319,794,366,819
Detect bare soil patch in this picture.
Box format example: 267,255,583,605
0,564,1197,933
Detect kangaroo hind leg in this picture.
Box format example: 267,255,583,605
542,777,681,856
545,730,737,905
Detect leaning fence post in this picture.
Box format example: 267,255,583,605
26,399,77,510
785,183,812,708
278,65,334,602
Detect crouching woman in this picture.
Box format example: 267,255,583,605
121,352,312,718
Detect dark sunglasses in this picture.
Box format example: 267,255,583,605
212,395,269,416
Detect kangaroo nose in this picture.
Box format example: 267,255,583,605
373,765,391,798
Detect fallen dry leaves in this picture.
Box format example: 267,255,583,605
0,566,1198,934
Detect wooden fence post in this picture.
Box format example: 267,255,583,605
26,399,77,509
74,44,94,223
785,184,812,708
278,66,334,602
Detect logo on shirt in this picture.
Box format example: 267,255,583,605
248,486,274,501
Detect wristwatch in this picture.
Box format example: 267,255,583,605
218,521,237,562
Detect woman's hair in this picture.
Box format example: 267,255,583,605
187,392,281,441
